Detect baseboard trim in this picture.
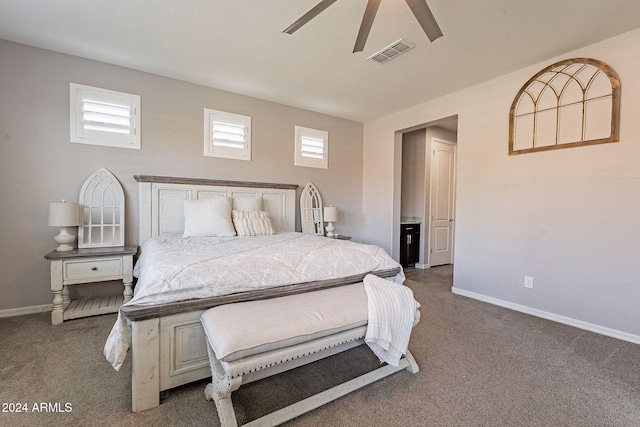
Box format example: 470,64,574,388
451,287,640,345
0,304,52,318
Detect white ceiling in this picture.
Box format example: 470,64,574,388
2,0,640,123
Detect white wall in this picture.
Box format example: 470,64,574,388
363,29,640,340
401,129,426,221
0,39,364,312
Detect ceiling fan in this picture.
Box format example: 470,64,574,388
283,0,443,53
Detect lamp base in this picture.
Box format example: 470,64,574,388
54,227,75,252
326,222,335,238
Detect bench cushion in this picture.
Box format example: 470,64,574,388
201,283,368,362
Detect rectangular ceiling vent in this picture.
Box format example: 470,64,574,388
367,39,415,64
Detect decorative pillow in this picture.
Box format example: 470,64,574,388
232,196,262,212
183,198,236,237
232,210,275,237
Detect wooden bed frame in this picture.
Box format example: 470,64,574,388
120,175,402,413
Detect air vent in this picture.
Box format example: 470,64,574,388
367,39,415,64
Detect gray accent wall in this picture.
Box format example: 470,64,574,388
0,39,363,312
363,28,640,341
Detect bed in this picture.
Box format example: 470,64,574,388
104,175,407,413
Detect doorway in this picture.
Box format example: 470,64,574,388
398,116,457,268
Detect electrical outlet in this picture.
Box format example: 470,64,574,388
524,276,534,289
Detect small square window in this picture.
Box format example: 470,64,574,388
70,83,141,149
295,126,328,169
204,109,251,161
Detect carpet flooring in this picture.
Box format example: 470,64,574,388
1,265,638,426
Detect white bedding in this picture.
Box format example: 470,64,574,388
105,232,403,370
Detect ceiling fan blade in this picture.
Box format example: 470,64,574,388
283,0,339,34
353,0,381,53
405,0,443,42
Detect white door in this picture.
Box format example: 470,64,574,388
429,139,456,266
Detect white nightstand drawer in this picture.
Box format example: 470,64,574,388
63,257,123,282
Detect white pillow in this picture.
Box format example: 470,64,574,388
183,198,236,237
232,196,262,212
232,210,275,237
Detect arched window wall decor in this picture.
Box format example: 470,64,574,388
509,58,620,155
78,168,125,248
300,182,324,236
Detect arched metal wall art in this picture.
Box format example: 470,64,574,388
509,58,620,155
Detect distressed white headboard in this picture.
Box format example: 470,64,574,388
135,175,298,245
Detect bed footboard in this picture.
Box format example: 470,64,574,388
131,311,211,412
131,318,160,412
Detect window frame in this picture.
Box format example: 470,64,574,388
204,108,252,161
294,126,329,169
70,83,141,150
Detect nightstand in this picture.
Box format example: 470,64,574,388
329,234,351,240
44,246,138,325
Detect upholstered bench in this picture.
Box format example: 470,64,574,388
201,282,419,427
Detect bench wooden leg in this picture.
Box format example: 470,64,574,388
404,349,420,374
205,349,419,427
204,343,244,427
205,383,239,427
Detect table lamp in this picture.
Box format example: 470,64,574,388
323,205,338,238
49,199,80,251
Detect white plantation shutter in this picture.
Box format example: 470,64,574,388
204,109,251,161
295,126,328,169
300,135,325,159
70,83,140,149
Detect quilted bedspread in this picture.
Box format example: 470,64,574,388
104,232,403,370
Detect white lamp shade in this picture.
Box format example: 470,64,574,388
48,201,80,227
323,206,338,222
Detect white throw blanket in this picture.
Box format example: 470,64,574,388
363,274,419,367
